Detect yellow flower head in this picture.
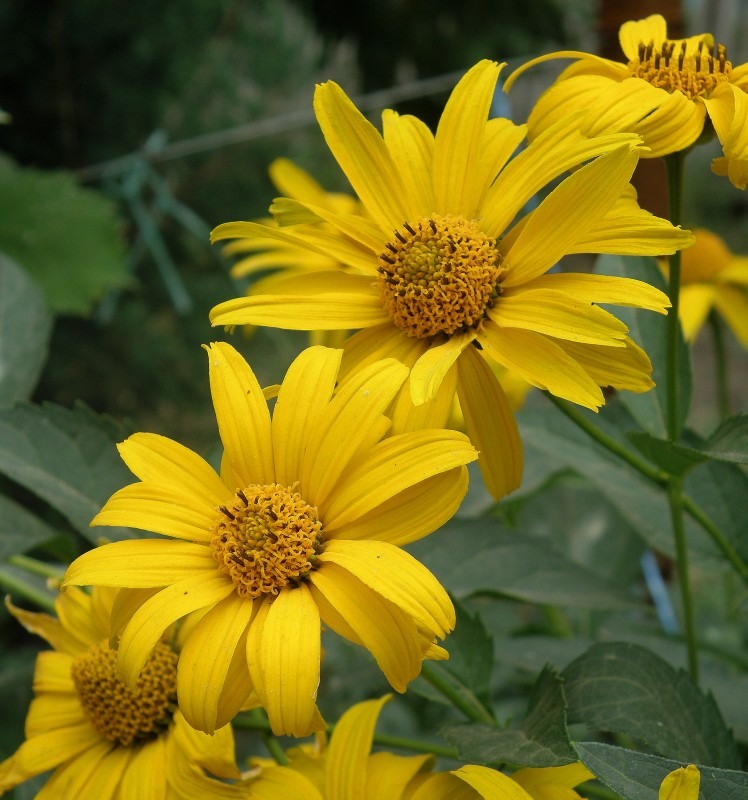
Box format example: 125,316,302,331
63,343,477,738
667,228,748,343
505,14,748,189
0,588,247,800
210,60,691,500
247,695,594,799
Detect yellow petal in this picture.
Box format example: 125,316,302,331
116,432,230,508
5,597,79,655
272,346,342,489
314,80,414,230
268,157,332,205
659,764,701,800
558,337,655,393
118,573,234,688
253,585,322,737
32,651,75,693
714,285,748,346
492,287,628,345
231,247,334,279
433,60,504,217
210,271,386,330
177,592,254,734
29,740,112,800
206,342,274,487
512,763,594,799
504,51,628,93
619,14,668,60
172,711,241,780
677,284,716,340
410,331,476,405
310,563,422,692
319,539,454,638
475,118,527,210
382,110,435,217
26,694,86,737
109,587,161,646
457,345,523,500
323,429,477,529
632,90,705,157
331,467,468,546
63,540,217,589
455,765,534,799
249,766,324,800
390,361,458,435
479,322,604,410
326,695,390,800
118,737,167,800
366,752,435,799
408,772,477,800
501,144,639,287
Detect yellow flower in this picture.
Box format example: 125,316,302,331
63,343,477,738
0,588,246,800
659,764,700,800
667,228,748,343
505,14,748,189
209,60,691,500
246,695,594,799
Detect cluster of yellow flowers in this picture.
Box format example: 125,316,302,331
3,13,739,800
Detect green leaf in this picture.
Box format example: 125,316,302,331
409,519,640,609
443,597,494,705
563,642,740,768
701,414,748,465
0,155,129,315
626,431,707,476
0,403,138,542
598,254,692,438
0,253,52,406
443,666,576,768
0,496,59,559
575,742,748,800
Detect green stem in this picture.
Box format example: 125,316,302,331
262,733,289,766
708,311,730,419
668,476,699,680
0,568,56,613
7,554,64,581
420,663,496,724
664,152,685,442
681,496,748,583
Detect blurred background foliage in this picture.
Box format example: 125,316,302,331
1,0,748,794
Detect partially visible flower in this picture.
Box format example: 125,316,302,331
246,695,594,799
505,14,748,188
0,588,247,800
63,343,477,738
659,764,700,800
210,60,691,501
664,228,748,343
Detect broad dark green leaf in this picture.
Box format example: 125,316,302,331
563,642,740,768
0,254,52,406
443,666,576,768
0,155,129,315
443,597,494,704
0,403,138,542
598,254,692,438
701,414,748,465
576,742,748,800
627,431,707,476
0,496,59,559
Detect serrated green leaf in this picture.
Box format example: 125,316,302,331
701,414,748,465
0,403,138,542
0,155,129,315
627,431,707,476
0,496,59,559
0,253,52,406
443,597,494,705
409,519,640,609
598,254,692,438
563,642,740,768
443,666,576,768
575,742,748,800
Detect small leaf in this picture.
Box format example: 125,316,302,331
575,742,748,800
443,597,494,705
701,414,748,465
626,431,707,476
563,642,740,768
0,403,138,542
443,666,576,768
0,253,52,406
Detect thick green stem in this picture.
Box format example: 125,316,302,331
0,568,56,613
262,732,289,766
708,311,730,419
668,476,699,680
7,554,64,581
681,496,748,583
420,663,495,724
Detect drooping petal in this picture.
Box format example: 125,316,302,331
408,772,477,800
365,752,435,800
382,110,435,217
410,331,476,405
268,157,333,205
390,362,458,435
511,763,595,799
557,337,655,393
454,765,534,799
714,285,748,345
206,342,274,487
326,695,390,800
676,284,716,341
4,599,74,655
172,711,242,780
632,90,705,157
457,344,523,500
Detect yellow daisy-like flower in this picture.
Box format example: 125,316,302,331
504,14,748,189
209,59,691,500
247,695,594,799
0,588,247,800
664,228,748,344
659,764,700,800
63,343,477,738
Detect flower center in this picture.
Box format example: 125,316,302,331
211,483,324,598
629,39,732,99
71,642,177,747
377,214,504,339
